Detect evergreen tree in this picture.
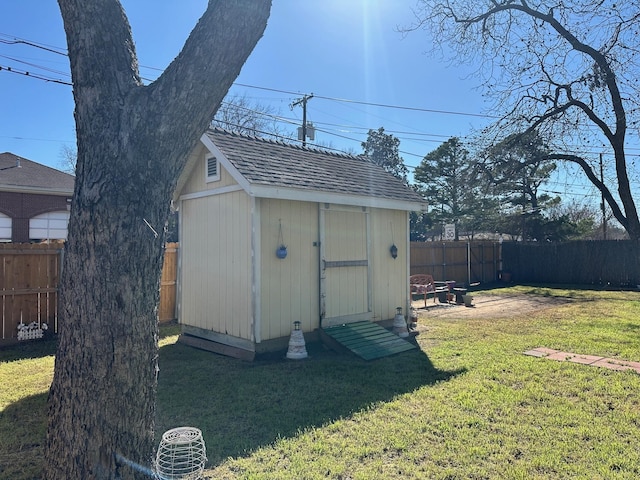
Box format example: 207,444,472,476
362,127,408,183
414,137,483,240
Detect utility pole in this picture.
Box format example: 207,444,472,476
291,93,314,146
600,153,607,240
521,168,526,241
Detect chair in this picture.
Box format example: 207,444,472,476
410,274,449,307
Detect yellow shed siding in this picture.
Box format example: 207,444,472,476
180,190,253,341
259,198,320,341
180,144,239,196
179,189,410,347
369,208,409,320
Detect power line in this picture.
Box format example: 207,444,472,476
0,134,75,143
0,34,67,56
0,64,71,85
0,53,70,78
0,38,497,124
221,100,458,141
219,97,640,167
6,29,640,156
232,82,498,120
2,31,639,200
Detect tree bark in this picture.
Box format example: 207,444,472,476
44,1,270,479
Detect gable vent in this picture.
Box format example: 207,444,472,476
205,154,219,182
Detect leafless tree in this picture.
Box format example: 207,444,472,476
213,92,289,139
409,1,640,239
44,1,271,479
58,143,77,174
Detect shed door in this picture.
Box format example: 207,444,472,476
320,204,372,328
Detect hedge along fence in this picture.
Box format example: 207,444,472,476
0,242,178,346
502,240,640,287
410,241,501,286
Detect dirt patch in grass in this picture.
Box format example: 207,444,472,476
413,293,574,319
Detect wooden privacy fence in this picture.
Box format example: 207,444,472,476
502,240,640,286
0,243,61,346
410,241,501,286
159,243,178,323
0,242,178,346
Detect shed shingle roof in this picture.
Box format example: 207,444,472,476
0,152,74,193
205,129,425,207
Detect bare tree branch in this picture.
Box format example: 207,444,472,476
408,0,640,238
546,152,628,229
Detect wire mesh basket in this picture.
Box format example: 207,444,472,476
155,427,207,480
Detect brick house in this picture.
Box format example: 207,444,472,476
0,152,74,243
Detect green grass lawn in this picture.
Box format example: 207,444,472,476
1,286,639,479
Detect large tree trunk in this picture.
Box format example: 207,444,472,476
44,1,271,479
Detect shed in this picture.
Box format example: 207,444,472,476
174,128,426,359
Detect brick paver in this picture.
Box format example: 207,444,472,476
524,347,640,374
546,351,575,361
523,349,550,358
566,354,605,365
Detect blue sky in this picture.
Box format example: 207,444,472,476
0,0,615,208
0,0,489,173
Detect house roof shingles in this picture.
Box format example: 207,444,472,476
0,152,74,193
205,128,425,208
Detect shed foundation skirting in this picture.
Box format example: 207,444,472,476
178,324,320,361
179,325,255,360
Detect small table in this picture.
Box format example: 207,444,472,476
453,288,467,304
434,281,449,303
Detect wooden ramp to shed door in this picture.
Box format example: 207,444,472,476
321,321,416,360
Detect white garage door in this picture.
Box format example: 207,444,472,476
30,211,70,240
0,213,11,241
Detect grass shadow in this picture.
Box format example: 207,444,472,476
155,339,463,467
0,332,462,477
0,336,57,362
158,321,181,340
0,391,47,480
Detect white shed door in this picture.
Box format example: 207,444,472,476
0,213,11,241
319,205,372,328
29,211,70,240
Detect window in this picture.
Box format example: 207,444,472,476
205,154,220,183
0,212,11,241
29,211,70,241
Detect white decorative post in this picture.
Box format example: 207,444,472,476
408,307,418,330
286,321,308,359
392,307,409,338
